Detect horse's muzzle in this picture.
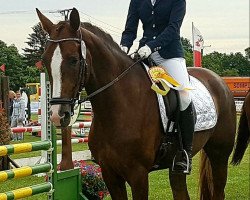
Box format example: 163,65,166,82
50,104,71,127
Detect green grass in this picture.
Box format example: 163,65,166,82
1,147,248,199
104,147,249,199
0,176,47,200
2,114,248,199
10,132,89,159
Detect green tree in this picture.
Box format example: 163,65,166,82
202,52,224,75
181,37,192,53
223,52,250,76
0,40,41,91
22,23,47,67
244,47,250,59
181,37,193,67
0,41,25,90
203,51,250,76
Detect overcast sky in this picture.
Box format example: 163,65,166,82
0,0,249,55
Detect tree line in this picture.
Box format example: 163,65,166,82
0,23,249,91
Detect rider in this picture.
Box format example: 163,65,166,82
120,0,195,174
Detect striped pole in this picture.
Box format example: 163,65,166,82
0,141,51,156
83,119,92,122
72,122,91,129
0,182,52,200
80,111,92,116
11,126,41,133
0,163,52,182
71,133,86,137
56,137,88,145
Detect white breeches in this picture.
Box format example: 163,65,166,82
150,53,192,111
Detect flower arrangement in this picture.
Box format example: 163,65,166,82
58,160,109,199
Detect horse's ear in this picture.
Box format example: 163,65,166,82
36,8,53,34
70,8,80,31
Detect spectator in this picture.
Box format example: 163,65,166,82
11,91,25,141
8,90,16,123
20,87,31,124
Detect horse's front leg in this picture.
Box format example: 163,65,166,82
60,126,74,170
127,166,149,200
101,167,128,200
169,171,190,200
102,165,149,200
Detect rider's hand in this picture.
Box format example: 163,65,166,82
120,45,128,54
138,45,152,58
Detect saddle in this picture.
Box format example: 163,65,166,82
139,58,183,171
136,57,196,171
151,87,181,171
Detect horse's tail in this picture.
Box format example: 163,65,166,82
199,150,213,200
231,104,250,165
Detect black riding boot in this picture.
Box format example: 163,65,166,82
173,102,195,174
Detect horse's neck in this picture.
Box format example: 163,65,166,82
84,31,118,82
82,29,152,117
84,30,131,93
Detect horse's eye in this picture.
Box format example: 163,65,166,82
69,57,79,66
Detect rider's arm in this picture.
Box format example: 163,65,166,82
120,0,139,50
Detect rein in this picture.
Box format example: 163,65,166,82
78,57,143,103
46,34,143,111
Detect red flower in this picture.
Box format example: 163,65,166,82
58,160,109,199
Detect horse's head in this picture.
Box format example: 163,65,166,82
36,8,87,127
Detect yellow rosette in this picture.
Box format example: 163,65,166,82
148,66,192,95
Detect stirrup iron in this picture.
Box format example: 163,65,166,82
172,149,190,174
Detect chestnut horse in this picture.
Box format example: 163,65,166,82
231,90,250,165
37,8,237,200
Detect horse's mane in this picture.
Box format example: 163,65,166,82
81,22,121,51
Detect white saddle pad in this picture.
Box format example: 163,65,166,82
156,76,217,132
190,76,217,131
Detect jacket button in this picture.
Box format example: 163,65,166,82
153,36,156,39
152,11,154,14
153,24,155,28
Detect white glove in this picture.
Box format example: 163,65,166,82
138,45,152,58
120,45,128,54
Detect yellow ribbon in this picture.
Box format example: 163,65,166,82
149,66,193,95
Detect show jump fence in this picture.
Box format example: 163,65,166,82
0,73,88,200
0,141,53,199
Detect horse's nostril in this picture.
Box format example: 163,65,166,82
64,111,71,119
48,110,53,116
60,111,71,127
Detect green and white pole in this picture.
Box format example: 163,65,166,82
0,141,51,156
0,182,52,200
0,163,52,182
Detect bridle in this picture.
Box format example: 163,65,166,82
46,30,88,113
46,29,143,115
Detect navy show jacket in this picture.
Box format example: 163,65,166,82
120,0,186,59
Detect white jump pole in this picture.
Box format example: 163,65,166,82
40,72,47,162
56,137,89,145
72,122,92,129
